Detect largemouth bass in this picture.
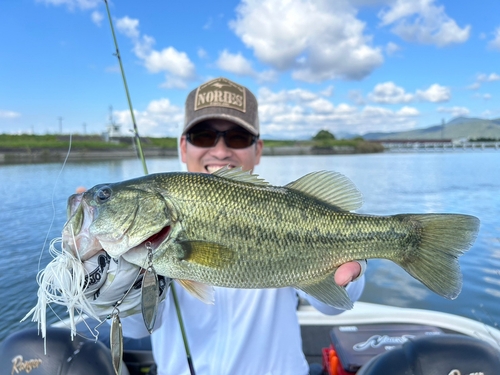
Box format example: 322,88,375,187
62,168,479,309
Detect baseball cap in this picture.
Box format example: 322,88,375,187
183,77,260,136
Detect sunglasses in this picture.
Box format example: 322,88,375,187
186,127,258,149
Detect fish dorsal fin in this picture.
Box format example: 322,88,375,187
286,171,363,211
212,166,269,186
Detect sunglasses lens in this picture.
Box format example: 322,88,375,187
187,128,257,149
188,129,218,147
225,129,255,149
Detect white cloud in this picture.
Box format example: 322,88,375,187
477,73,500,82
468,72,500,90
215,50,278,83
474,93,492,101
114,98,184,137
145,48,195,79
350,0,390,6
229,0,383,82
255,70,279,83
368,82,414,103
203,17,214,30
306,98,337,113
115,17,196,89
91,10,103,26
348,90,366,106
36,0,100,11
198,48,208,59
416,84,450,102
467,82,481,91
116,16,140,39
379,0,470,47
257,86,421,138
216,50,256,76
437,106,470,117
320,86,334,97
366,82,450,104
385,42,401,55
488,27,500,50
0,110,21,119
397,106,419,116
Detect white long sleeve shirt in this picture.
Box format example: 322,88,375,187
121,277,365,375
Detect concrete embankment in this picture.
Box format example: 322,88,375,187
0,145,361,164
0,148,177,164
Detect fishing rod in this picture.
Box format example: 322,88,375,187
102,2,196,374
103,0,147,175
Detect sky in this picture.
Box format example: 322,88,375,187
1,0,500,139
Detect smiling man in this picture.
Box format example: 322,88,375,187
179,77,264,174
122,77,366,375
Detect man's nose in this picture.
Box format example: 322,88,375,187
209,136,232,156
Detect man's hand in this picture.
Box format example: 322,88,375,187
335,261,363,287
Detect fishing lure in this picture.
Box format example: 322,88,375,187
141,242,160,333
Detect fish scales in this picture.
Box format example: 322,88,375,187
63,168,480,309
151,174,429,286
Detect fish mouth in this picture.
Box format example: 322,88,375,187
72,225,172,266
121,225,172,268
131,225,172,253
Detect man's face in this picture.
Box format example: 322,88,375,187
180,119,263,174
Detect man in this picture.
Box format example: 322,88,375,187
121,77,366,375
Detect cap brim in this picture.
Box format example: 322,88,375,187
183,113,259,136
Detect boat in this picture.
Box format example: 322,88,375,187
1,301,499,375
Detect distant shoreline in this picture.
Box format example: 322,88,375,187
0,145,369,165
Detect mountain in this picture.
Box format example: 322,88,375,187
363,117,500,141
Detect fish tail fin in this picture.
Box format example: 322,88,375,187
393,214,480,299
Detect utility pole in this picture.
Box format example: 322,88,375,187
82,122,87,134
58,117,63,134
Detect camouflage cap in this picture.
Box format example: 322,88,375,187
183,77,260,136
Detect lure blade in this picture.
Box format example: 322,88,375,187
110,314,123,375
141,266,159,333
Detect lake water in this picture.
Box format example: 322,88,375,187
1,151,499,342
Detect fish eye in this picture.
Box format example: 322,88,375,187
95,186,112,202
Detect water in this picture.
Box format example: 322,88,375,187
0,152,499,341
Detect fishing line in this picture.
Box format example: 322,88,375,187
37,133,73,273
103,2,195,374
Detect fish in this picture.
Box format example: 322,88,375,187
62,168,480,309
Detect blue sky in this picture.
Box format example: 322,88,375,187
1,0,500,139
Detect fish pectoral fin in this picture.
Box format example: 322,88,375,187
177,279,215,305
178,240,235,269
296,273,353,310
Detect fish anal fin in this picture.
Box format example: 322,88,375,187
179,240,235,269
177,279,215,304
286,171,362,212
296,272,353,310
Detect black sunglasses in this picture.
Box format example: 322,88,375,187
186,127,258,149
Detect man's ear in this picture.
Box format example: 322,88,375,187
254,139,264,165
180,136,187,163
